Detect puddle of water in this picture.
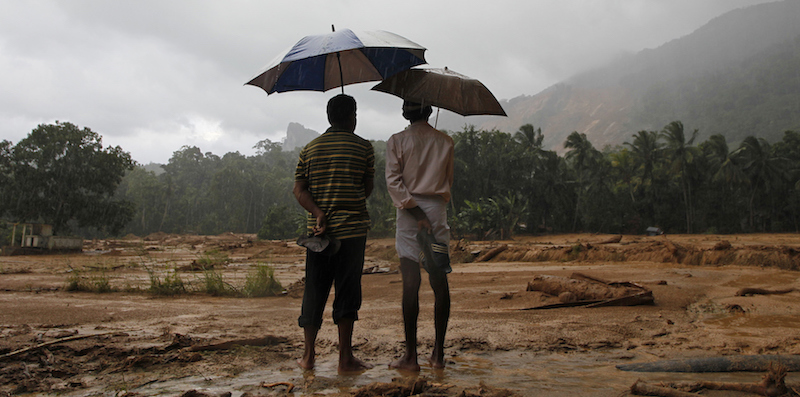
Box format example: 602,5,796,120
116,350,800,396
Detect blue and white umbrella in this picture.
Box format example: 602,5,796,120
246,28,427,95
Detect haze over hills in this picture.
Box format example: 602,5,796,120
435,0,800,152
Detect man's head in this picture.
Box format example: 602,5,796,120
327,94,357,131
402,100,433,122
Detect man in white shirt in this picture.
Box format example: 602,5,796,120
385,100,454,371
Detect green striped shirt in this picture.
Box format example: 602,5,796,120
295,128,375,239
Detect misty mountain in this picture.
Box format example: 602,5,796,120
282,122,319,151
436,0,800,151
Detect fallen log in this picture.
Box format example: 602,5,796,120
522,273,654,310
630,380,699,397
585,290,654,308
189,335,287,351
694,362,792,396
736,287,795,296
617,355,800,373
519,300,603,310
475,245,508,262
629,363,795,397
526,274,646,301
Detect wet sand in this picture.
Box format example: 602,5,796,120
1,233,800,396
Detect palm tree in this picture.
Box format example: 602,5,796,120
514,124,543,150
625,130,663,225
661,121,699,233
625,130,662,185
737,136,788,231
564,131,600,231
704,134,747,188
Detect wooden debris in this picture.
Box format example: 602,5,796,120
693,363,792,396
629,363,797,397
617,355,800,372
736,287,795,296
522,273,653,309
630,380,699,397
585,290,654,307
189,335,287,351
261,381,294,392
475,245,508,262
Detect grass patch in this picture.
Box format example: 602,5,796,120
194,249,229,269
147,267,187,296
198,267,238,296
65,270,116,293
243,264,283,297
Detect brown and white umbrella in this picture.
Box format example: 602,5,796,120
371,67,506,117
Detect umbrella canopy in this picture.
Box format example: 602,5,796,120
371,67,507,116
246,29,427,94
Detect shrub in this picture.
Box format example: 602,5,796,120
199,267,237,296
148,267,186,295
243,264,283,297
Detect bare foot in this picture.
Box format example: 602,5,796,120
338,355,373,373
297,356,314,370
428,354,446,369
389,356,421,372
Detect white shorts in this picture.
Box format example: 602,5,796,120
395,195,449,261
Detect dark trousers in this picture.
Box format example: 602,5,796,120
298,236,366,329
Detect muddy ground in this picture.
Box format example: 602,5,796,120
2,233,800,396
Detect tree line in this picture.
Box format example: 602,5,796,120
2,120,800,241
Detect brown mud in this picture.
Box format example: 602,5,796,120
2,233,800,396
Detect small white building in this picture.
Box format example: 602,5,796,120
11,223,83,251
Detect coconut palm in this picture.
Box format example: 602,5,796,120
625,130,663,225
661,121,700,233
736,136,788,231
564,131,601,231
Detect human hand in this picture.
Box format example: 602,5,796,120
417,218,432,234
407,206,432,234
313,213,327,236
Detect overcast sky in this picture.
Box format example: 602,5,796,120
0,0,776,164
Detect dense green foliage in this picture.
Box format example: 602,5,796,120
0,122,135,235
115,141,299,237
5,120,800,240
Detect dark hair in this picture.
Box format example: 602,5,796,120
327,94,357,125
402,100,433,122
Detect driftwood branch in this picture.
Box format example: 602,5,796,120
0,332,112,360
475,245,508,262
628,363,797,397
522,273,653,310
261,381,294,392
631,380,699,397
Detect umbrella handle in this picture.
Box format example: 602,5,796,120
337,52,344,94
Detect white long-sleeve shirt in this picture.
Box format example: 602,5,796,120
385,120,454,209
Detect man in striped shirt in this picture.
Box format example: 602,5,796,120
293,94,375,372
